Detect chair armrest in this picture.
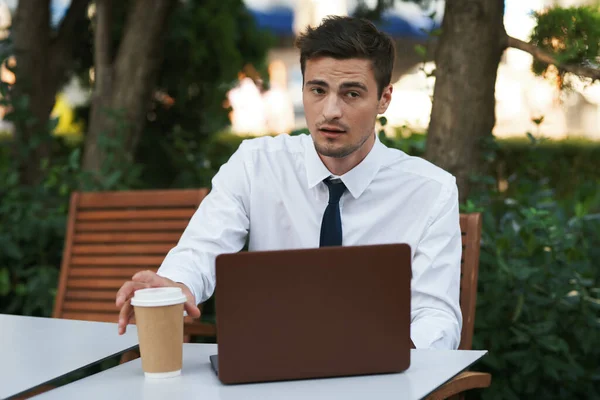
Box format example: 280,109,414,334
184,317,217,336
425,371,492,400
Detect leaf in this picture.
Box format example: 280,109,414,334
530,320,556,335
14,94,30,111
0,268,10,296
511,294,525,322
513,266,539,281
0,235,23,260
15,283,27,296
430,28,443,37
481,353,503,370
583,213,600,221
538,335,569,354
103,170,123,189
521,358,539,375
47,116,60,132
414,44,427,57
584,296,600,310
531,116,545,126
503,350,528,364
526,131,539,144
579,278,594,287
0,81,10,97
68,148,81,170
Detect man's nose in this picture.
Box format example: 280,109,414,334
322,94,342,120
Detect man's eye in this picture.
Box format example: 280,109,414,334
311,87,325,95
347,91,359,98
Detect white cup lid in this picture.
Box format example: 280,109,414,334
131,287,187,307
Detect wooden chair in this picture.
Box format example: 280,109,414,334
53,188,217,341
425,212,492,400
11,189,217,399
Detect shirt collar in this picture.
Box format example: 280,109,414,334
304,133,385,199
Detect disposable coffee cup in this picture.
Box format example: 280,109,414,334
131,287,187,378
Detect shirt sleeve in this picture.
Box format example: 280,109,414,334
410,179,463,349
156,141,252,304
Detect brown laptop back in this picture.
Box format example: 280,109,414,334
214,243,412,384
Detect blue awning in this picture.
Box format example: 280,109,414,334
249,7,295,36
375,12,437,38
246,6,439,39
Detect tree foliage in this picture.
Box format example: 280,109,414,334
132,0,275,188
0,0,275,316
530,6,600,80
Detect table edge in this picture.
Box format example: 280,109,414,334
8,344,140,400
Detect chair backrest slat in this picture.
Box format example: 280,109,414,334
53,189,209,323
77,190,204,208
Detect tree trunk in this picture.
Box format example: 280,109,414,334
424,0,506,203
82,0,177,172
82,0,113,173
11,0,90,185
11,0,53,186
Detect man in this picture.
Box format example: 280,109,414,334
116,16,462,350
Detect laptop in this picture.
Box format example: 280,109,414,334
209,243,412,384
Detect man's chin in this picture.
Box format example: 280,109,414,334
314,142,353,159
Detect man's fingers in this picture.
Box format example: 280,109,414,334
116,281,151,307
184,302,201,318
118,299,134,335
116,270,167,307
175,283,200,318
132,270,166,286
116,272,195,334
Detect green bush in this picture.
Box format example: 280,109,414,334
0,137,141,317
0,143,63,316
0,93,141,317
494,136,600,209
464,136,600,399
380,130,600,211
469,204,600,399
132,0,274,190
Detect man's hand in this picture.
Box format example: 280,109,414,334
115,270,201,335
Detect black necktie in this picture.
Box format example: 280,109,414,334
319,178,347,247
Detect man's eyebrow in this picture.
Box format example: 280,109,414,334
340,81,368,91
305,80,368,92
305,79,328,87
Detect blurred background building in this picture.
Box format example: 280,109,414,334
1,0,599,139
244,0,600,140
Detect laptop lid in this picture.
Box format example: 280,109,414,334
213,243,412,384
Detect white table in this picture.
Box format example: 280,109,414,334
0,314,138,400
34,343,487,400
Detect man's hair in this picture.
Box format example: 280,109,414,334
295,15,396,98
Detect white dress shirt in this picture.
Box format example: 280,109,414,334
157,133,463,349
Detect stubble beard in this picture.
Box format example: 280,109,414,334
314,130,372,159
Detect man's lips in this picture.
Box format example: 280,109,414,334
318,126,347,134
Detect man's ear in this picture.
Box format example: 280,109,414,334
377,84,393,114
